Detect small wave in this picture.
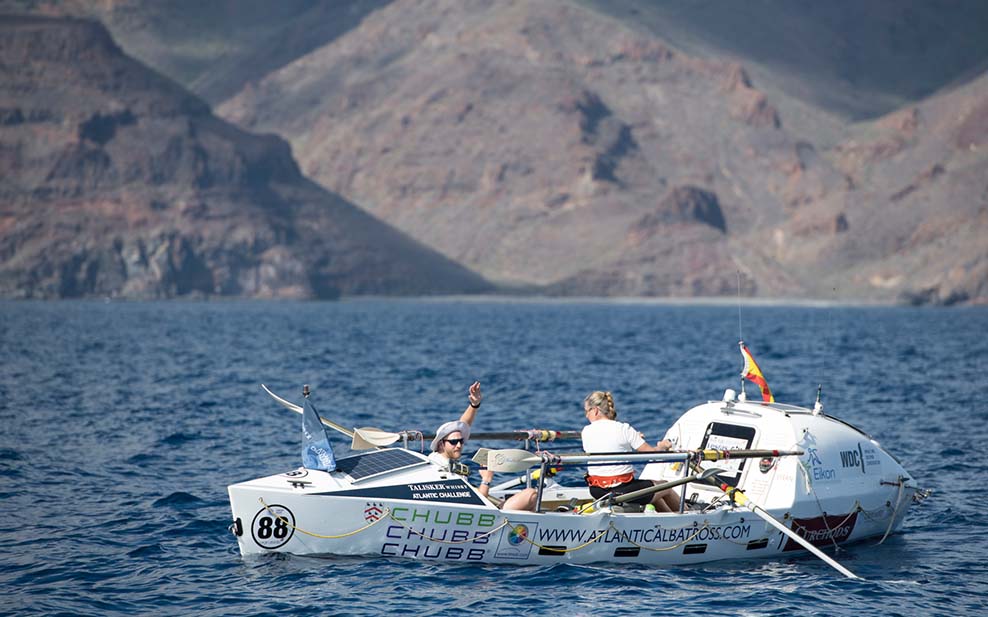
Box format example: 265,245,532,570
127,543,165,558
126,452,160,465
153,492,204,508
0,448,24,461
413,367,438,379
161,432,200,446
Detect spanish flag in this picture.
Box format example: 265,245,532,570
740,342,774,402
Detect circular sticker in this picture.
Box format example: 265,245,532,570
251,504,295,549
282,469,309,478
508,524,529,546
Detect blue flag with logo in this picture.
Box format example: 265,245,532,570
301,398,336,471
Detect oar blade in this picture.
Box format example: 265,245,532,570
351,427,400,450
486,449,539,472
472,448,492,467
697,467,723,481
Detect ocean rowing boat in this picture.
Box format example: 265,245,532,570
228,380,925,574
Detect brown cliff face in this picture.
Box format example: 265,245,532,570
0,16,492,299
819,74,988,305
211,0,986,304
218,0,833,297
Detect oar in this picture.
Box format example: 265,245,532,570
488,466,559,493
468,430,583,442
611,467,725,505
696,448,804,460
348,427,585,453
482,448,804,473
261,384,354,439
718,483,861,580
484,449,691,473
260,392,582,446
413,430,583,442
678,455,860,579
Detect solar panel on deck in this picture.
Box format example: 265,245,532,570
335,449,427,482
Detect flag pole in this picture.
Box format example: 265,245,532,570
738,340,748,401
736,273,749,401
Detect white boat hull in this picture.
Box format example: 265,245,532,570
229,393,921,567
229,458,914,566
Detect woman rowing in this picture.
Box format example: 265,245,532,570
581,390,680,512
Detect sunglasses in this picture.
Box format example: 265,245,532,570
444,438,464,446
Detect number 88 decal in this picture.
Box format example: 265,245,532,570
251,505,295,549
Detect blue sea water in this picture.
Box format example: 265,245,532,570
1,299,986,616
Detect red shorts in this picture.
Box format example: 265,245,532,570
588,479,656,505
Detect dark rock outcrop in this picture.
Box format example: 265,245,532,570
0,16,492,299
630,186,727,238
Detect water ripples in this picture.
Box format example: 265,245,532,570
1,300,986,616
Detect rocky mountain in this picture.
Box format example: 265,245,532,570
21,0,988,123
213,0,987,303
2,1,986,303
216,0,820,296
0,15,492,298
584,0,988,124
819,72,988,305
4,0,392,105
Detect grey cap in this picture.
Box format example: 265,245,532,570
430,420,471,452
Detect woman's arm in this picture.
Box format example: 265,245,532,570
636,439,674,453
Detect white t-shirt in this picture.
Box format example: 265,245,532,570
428,451,452,470
581,419,646,477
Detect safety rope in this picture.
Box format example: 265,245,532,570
795,463,846,552
514,517,715,554
787,503,861,552
257,498,762,554
259,497,392,539
858,500,895,520
789,503,861,534
877,478,906,545
516,525,610,553
605,521,710,552
387,515,510,544
793,465,909,548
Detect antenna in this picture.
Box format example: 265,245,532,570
814,285,837,410
736,271,747,400
736,271,743,344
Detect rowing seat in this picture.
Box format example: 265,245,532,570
610,503,646,513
